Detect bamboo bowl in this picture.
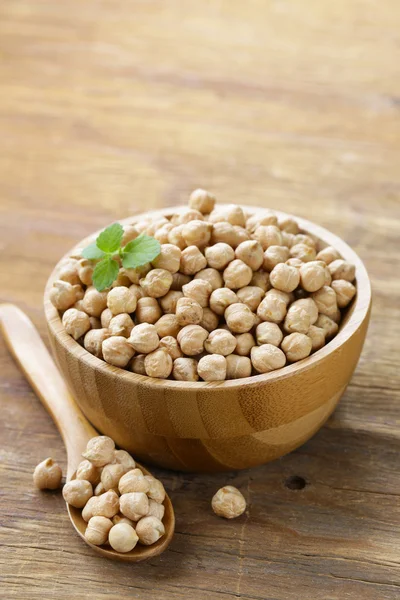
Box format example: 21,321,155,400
44,206,371,473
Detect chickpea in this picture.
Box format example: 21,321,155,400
225,303,255,333
315,314,339,339
250,270,270,292
182,279,213,308
281,333,312,362
257,289,290,323
102,336,135,367
76,460,101,485
50,280,77,311
307,325,326,351
136,516,165,545
124,264,151,285
331,279,356,308
100,308,113,328
168,224,187,250
73,299,86,313
112,514,134,526
90,490,120,519
246,212,278,233
198,354,227,381
151,244,181,273
136,297,162,324
145,348,173,378
159,290,183,314
59,261,80,285
140,269,173,298
269,263,300,293
154,223,174,244
281,231,297,248
209,288,238,316
154,314,181,338
174,208,204,225
210,222,241,248
121,224,140,246
251,344,286,373
205,329,237,356
263,245,290,272
62,480,93,508
234,332,256,356
293,233,316,248
112,270,132,288
145,217,169,235
78,259,94,287
120,492,149,521
189,188,216,214
83,287,108,317
89,316,101,330
223,259,253,290
286,258,303,269
200,307,219,332
177,325,208,356
93,483,106,497
173,357,199,381
176,297,203,326
83,329,111,359
171,272,191,291
130,354,147,375
234,240,264,271
194,268,223,292
256,322,283,347
128,323,159,353
180,246,207,275
290,243,316,263
62,308,91,340
109,522,139,553
316,246,341,265
33,458,62,490
236,286,264,312
299,261,326,292
226,354,252,379
283,304,312,334
328,259,355,282
83,436,115,467
85,516,113,546
119,468,150,495
101,463,125,491
278,216,299,234
232,226,250,246
135,219,151,233
143,476,165,504
159,336,182,360
205,243,235,270
109,313,134,338
253,225,282,250
209,204,246,227
311,285,338,319
148,499,165,520
113,449,136,473
212,486,246,519
182,220,212,248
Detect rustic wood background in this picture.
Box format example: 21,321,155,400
0,1,399,599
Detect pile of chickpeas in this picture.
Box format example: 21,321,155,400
61,436,166,552
50,190,357,381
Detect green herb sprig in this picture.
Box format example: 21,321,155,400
82,223,161,292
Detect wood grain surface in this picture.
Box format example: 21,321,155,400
0,1,399,599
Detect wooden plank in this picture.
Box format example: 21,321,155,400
0,0,399,598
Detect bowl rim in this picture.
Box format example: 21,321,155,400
44,205,371,391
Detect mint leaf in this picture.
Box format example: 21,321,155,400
92,257,119,291
81,242,106,260
122,235,161,269
96,223,124,253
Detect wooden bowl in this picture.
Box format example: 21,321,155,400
44,206,371,473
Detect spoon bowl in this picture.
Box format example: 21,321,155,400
0,303,175,562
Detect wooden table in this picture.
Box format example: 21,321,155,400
1,1,399,599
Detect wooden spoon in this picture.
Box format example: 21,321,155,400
0,304,175,562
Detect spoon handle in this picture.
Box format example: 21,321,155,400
0,304,97,478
